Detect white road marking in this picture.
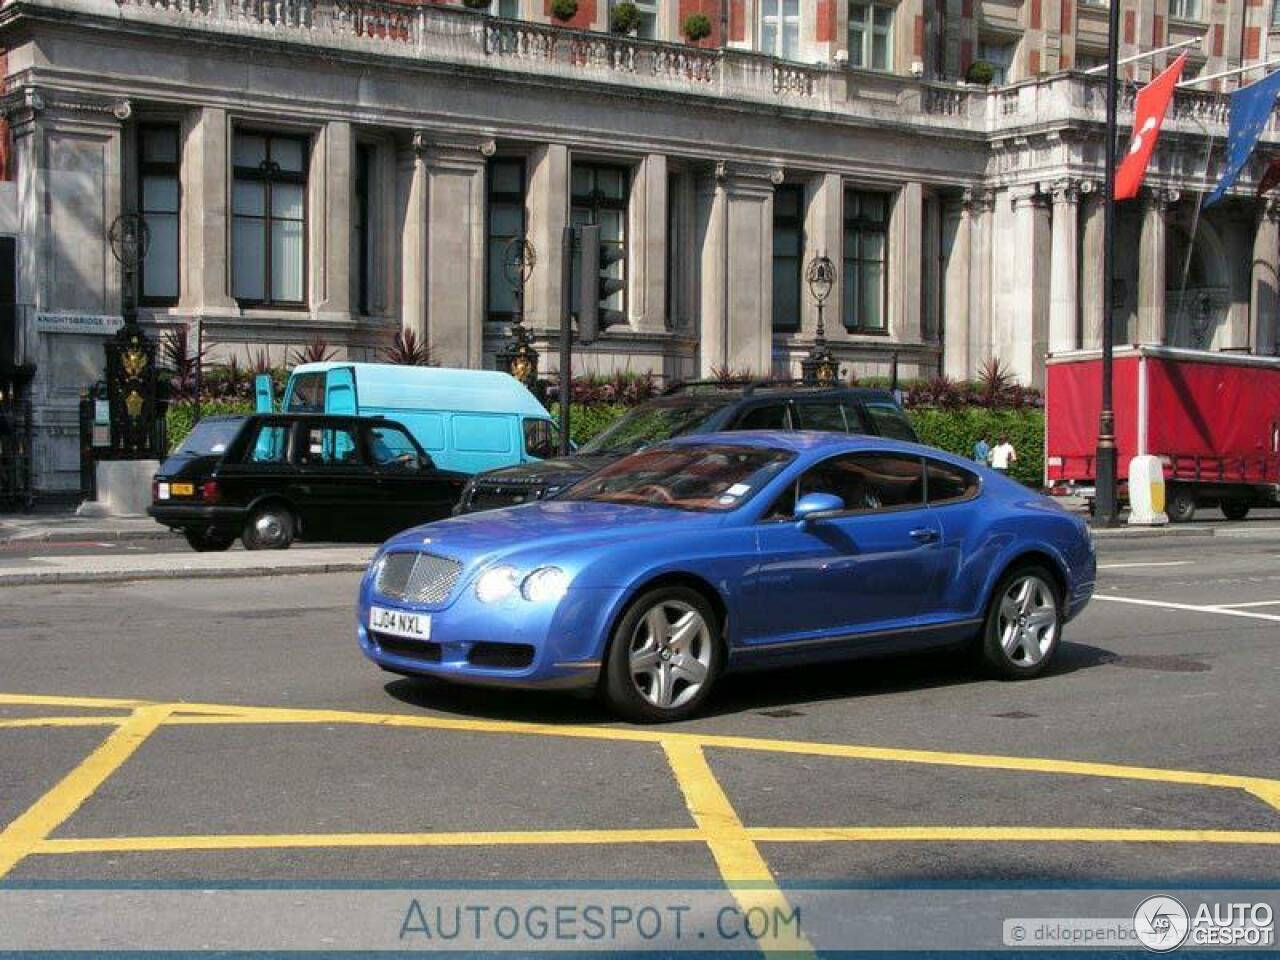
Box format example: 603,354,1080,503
1094,594,1280,623
1212,600,1280,609
1097,561,1194,570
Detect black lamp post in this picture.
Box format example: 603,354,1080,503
496,236,539,390
800,254,839,385
104,213,159,456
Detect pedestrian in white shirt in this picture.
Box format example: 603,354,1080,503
990,437,1017,473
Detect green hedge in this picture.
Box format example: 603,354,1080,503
557,403,627,448
908,408,1044,488
167,401,256,452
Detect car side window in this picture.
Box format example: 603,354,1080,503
862,401,917,441
733,403,791,430
243,423,291,464
926,459,979,504
298,425,364,467
794,401,860,434
764,453,925,519
370,426,425,473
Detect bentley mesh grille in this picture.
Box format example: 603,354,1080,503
375,552,462,605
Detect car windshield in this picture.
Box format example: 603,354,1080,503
579,399,728,455
174,418,245,458
561,444,794,512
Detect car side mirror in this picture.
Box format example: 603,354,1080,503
419,454,434,472
794,492,845,527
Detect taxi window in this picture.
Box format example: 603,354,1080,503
298,425,364,466
370,425,426,473
243,423,291,464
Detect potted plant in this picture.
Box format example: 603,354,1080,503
610,0,640,34
965,59,996,85
551,0,578,21
682,11,711,42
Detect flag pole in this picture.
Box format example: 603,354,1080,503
1177,57,1280,88
1082,35,1203,75
1094,0,1122,528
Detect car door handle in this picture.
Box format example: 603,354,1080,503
909,528,939,544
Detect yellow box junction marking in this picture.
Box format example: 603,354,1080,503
2,690,1279,920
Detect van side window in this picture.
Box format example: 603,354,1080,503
243,423,291,464
286,372,325,413
862,401,917,441
523,419,558,459
453,415,513,453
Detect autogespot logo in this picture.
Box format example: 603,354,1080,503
1134,896,1191,952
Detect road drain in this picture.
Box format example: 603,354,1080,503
758,708,806,718
1106,654,1211,673
992,710,1039,719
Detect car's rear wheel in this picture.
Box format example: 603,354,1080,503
978,565,1062,680
603,586,721,723
184,528,235,552
241,504,295,550
1221,499,1251,521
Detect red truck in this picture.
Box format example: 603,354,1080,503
1045,345,1280,522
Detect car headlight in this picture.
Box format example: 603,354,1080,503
475,565,520,603
521,566,568,603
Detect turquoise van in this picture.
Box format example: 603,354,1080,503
259,363,559,475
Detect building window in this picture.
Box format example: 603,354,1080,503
842,190,887,333
232,132,307,306
633,0,658,37
1273,0,1280,28
486,158,526,322
139,125,180,305
497,0,519,14
1169,0,1201,20
772,184,804,333
570,163,629,320
354,143,374,315
848,2,893,71
977,39,1016,84
761,0,800,60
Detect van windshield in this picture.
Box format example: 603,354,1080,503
286,372,326,413
174,418,246,458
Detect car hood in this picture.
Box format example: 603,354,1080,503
473,455,618,487
383,498,719,564
155,453,220,480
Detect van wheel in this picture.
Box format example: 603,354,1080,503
1221,499,1251,521
1167,487,1196,524
242,504,295,550
603,586,722,723
184,529,235,552
977,564,1063,680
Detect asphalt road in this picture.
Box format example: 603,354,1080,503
1,524,1278,894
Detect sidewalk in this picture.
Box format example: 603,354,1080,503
0,512,177,544
0,545,374,586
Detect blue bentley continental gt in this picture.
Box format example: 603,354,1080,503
357,432,1096,722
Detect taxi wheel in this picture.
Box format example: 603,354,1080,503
977,564,1063,680
603,586,722,723
241,504,295,550
184,529,234,552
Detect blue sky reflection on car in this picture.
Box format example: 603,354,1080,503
357,432,1096,722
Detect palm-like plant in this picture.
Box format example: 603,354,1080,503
288,336,338,368
382,329,434,366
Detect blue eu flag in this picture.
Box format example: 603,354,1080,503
1205,69,1280,207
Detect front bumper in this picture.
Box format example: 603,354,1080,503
147,503,247,531
357,582,627,690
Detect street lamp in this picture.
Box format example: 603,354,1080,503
800,254,839,385
497,236,539,390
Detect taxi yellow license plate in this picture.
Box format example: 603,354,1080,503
171,482,194,497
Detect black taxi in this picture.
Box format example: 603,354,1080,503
148,413,467,551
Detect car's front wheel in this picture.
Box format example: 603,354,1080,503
978,565,1063,680
241,504,295,550
603,586,721,723
184,528,235,552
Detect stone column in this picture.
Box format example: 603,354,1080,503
695,161,779,376
1079,184,1104,349
629,153,668,333
1252,198,1280,356
314,120,353,318
180,106,236,312
423,135,493,368
998,186,1051,388
396,133,428,343
525,143,569,334
941,191,972,380
1048,178,1080,355
805,172,843,340
890,181,924,343
966,188,994,375
1137,187,1177,345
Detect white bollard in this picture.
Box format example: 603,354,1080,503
1127,454,1168,526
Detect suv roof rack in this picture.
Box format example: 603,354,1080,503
661,378,843,397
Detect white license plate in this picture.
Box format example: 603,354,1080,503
369,606,431,641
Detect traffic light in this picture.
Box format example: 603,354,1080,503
575,223,626,344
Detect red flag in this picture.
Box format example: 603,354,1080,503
1257,156,1280,196
1115,53,1188,201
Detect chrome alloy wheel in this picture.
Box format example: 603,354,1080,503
628,600,712,710
998,574,1059,667
254,512,287,547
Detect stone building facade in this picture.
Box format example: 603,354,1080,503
1,0,1279,492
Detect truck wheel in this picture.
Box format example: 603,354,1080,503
1221,500,1251,521
184,529,235,552
1167,487,1196,524
242,504,295,550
